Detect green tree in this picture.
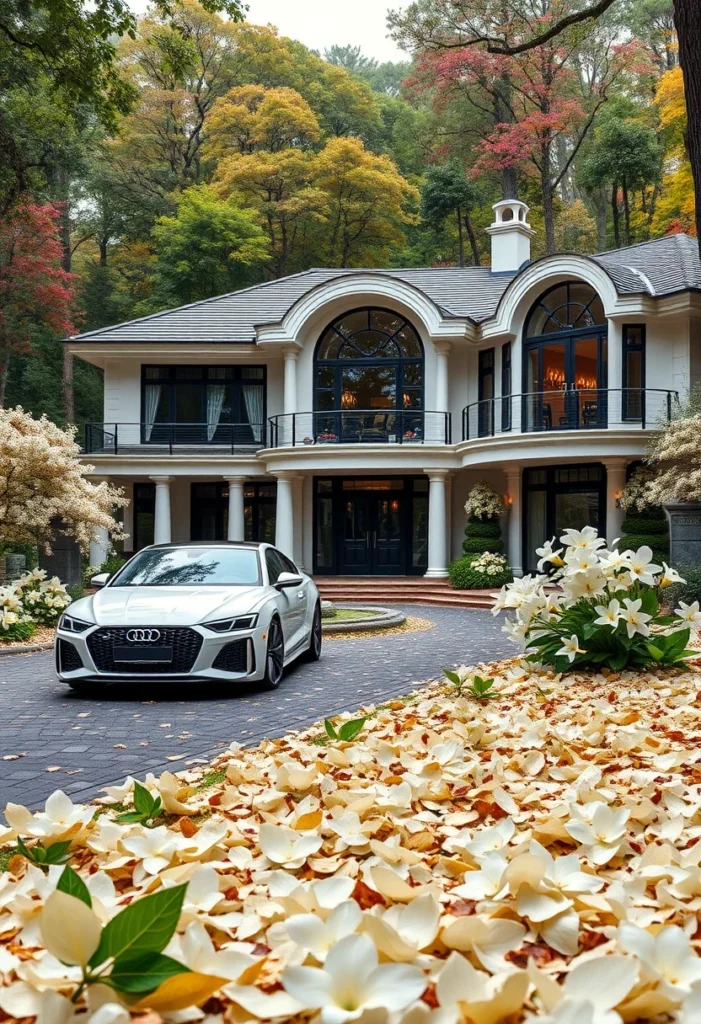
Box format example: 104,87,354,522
579,114,663,246
150,185,269,303
420,162,481,266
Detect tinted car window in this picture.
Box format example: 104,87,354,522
111,547,261,587
265,549,286,584
279,552,299,575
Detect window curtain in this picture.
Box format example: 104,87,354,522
207,384,226,441
242,384,264,442
143,384,162,442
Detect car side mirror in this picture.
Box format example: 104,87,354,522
91,572,110,588
275,571,303,589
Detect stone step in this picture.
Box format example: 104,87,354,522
313,576,498,609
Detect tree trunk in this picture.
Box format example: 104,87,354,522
99,236,108,267
63,347,75,424
611,183,621,249
456,207,465,267
622,180,632,245
596,187,608,250
541,149,556,253
674,0,701,254
464,211,481,266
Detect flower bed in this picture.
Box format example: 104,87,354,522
3,654,701,1022
0,569,71,643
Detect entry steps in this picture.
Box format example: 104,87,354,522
313,576,498,609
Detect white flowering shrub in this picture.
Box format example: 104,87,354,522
0,569,72,637
472,552,509,576
494,526,696,671
464,481,505,520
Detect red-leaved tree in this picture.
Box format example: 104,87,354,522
0,201,76,407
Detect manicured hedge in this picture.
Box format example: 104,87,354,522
449,555,513,590
620,504,669,566
462,536,505,554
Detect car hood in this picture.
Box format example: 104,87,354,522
71,586,266,626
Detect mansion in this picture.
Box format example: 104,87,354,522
69,200,701,578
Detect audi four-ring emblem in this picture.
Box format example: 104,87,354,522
126,629,161,642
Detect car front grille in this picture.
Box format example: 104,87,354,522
87,627,203,674
58,639,83,672
212,638,249,673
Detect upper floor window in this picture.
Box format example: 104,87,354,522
142,365,265,444
525,282,605,338
317,308,423,361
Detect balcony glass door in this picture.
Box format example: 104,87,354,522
525,334,606,430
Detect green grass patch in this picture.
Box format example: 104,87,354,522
0,845,18,872
196,767,228,790
329,609,379,622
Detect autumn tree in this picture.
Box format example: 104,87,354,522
652,66,695,234
0,202,76,408
420,162,482,265
150,185,269,303
0,406,125,552
207,85,322,157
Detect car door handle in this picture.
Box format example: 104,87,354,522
297,591,305,599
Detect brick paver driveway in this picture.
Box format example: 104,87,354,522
0,605,513,808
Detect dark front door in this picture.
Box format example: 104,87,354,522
340,490,404,575
523,465,606,572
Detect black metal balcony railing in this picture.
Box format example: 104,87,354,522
461,388,677,441
267,410,452,448
84,422,266,455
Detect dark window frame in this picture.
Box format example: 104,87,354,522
133,482,155,552
141,364,267,433
190,481,277,543
522,463,607,573
478,347,495,436
501,341,512,431
622,324,646,422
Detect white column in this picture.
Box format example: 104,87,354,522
122,482,134,555
425,470,449,578
225,476,246,541
604,458,628,546
292,475,305,569
150,475,174,544
282,346,299,415
275,473,295,558
445,473,453,563
505,467,523,577
89,527,110,568
434,341,451,413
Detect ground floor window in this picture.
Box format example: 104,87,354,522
191,482,277,543
523,464,606,572
314,476,428,576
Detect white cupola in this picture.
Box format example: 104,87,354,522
486,199,534,273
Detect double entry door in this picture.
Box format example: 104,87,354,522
341,489,403,575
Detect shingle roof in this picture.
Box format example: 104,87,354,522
68,234,701,345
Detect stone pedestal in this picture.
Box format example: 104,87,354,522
664,502,701,566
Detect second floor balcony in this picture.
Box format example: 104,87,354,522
268,410,452,447
461,388,677,441
84,422,266,456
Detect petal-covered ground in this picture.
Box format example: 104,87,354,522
3,655,701,1023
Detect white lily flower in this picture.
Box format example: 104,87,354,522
659,562,684,588
556,634,586,663
618,922,701,999
529,840,604,895
258,823,323,868
121,823,182,875
442,915,526,973
675,600,701,624
462,818,516,859
362,893,440,961
282,932,426,1023
593,599,622,629
537,538,565,570
620,597,652,638
171,920,259,980
565,803,630,864
560,526,606,550
434,951,528,1024
530,952,637,1022
452,852,509,901
286,900,362,960
599,549,632,574
5,791,94,842
627,545,662,585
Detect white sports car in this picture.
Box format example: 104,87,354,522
55,542,322,694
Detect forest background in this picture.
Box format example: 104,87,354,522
0,0,691,431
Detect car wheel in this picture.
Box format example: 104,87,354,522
260,617,285,690
303,602,322,662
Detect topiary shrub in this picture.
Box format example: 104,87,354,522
466,520,502,539
462,532,505,554
449,553,513,590
619,504,669,565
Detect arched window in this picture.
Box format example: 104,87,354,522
523,282,607,431
316,308,423,408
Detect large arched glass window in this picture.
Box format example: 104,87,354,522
314,309,424,441
523,282,607,431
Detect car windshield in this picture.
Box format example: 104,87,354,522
110,547,261,587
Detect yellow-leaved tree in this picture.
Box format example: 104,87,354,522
0,408,126,552
207,85,322,156
653,66,696,236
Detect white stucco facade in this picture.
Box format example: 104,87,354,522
70,209,701,578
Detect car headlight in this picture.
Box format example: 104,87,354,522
203,614,258,633
59,614,93,633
